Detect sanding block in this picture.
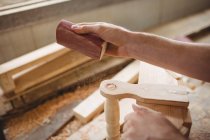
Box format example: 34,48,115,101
56,20,107,59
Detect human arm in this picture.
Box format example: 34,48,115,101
71,22,210,82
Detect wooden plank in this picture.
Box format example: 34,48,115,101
14,51,91,93
0,43,67,76
0,43,68,96
137,62,191,134
73,61,139,123
148,9,210,38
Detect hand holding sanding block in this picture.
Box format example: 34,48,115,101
56,20,107,59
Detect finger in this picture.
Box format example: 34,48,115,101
132,104,149,114
122,120,132,133
124,112,135,122
132,104,160,115
121,130,133,140
71,24,100,34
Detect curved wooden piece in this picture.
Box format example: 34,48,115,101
100,80,189,107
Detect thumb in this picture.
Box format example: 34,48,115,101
132,104,141,112
132,104,148,114
71,24,99,34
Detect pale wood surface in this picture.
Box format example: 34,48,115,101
0,43,66,76
137,62,191,134
73,61,139,123
0,43,68,95
14,51,91,93
100,80,189,107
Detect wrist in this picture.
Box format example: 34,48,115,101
124,31,151,59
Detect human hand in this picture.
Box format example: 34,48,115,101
71,22,132,57
122,104,187,140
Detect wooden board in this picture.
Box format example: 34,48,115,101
137,62,191,135
0,43,67,76
73,61,139,123
0,43,68,96
14,50,91,93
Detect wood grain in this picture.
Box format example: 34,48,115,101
56,20,107,59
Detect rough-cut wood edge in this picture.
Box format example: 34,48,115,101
73,61,139,123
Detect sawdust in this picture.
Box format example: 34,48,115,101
5,81,101,140
49,118,82,140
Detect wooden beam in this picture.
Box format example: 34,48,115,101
0,43,67,96
73,61,139,123
0,43,67,76
14,51,91,93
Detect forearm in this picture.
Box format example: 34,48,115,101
126,32,210,82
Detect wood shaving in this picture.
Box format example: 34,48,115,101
5,80,101,140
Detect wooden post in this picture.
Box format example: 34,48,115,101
105,98,120,140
